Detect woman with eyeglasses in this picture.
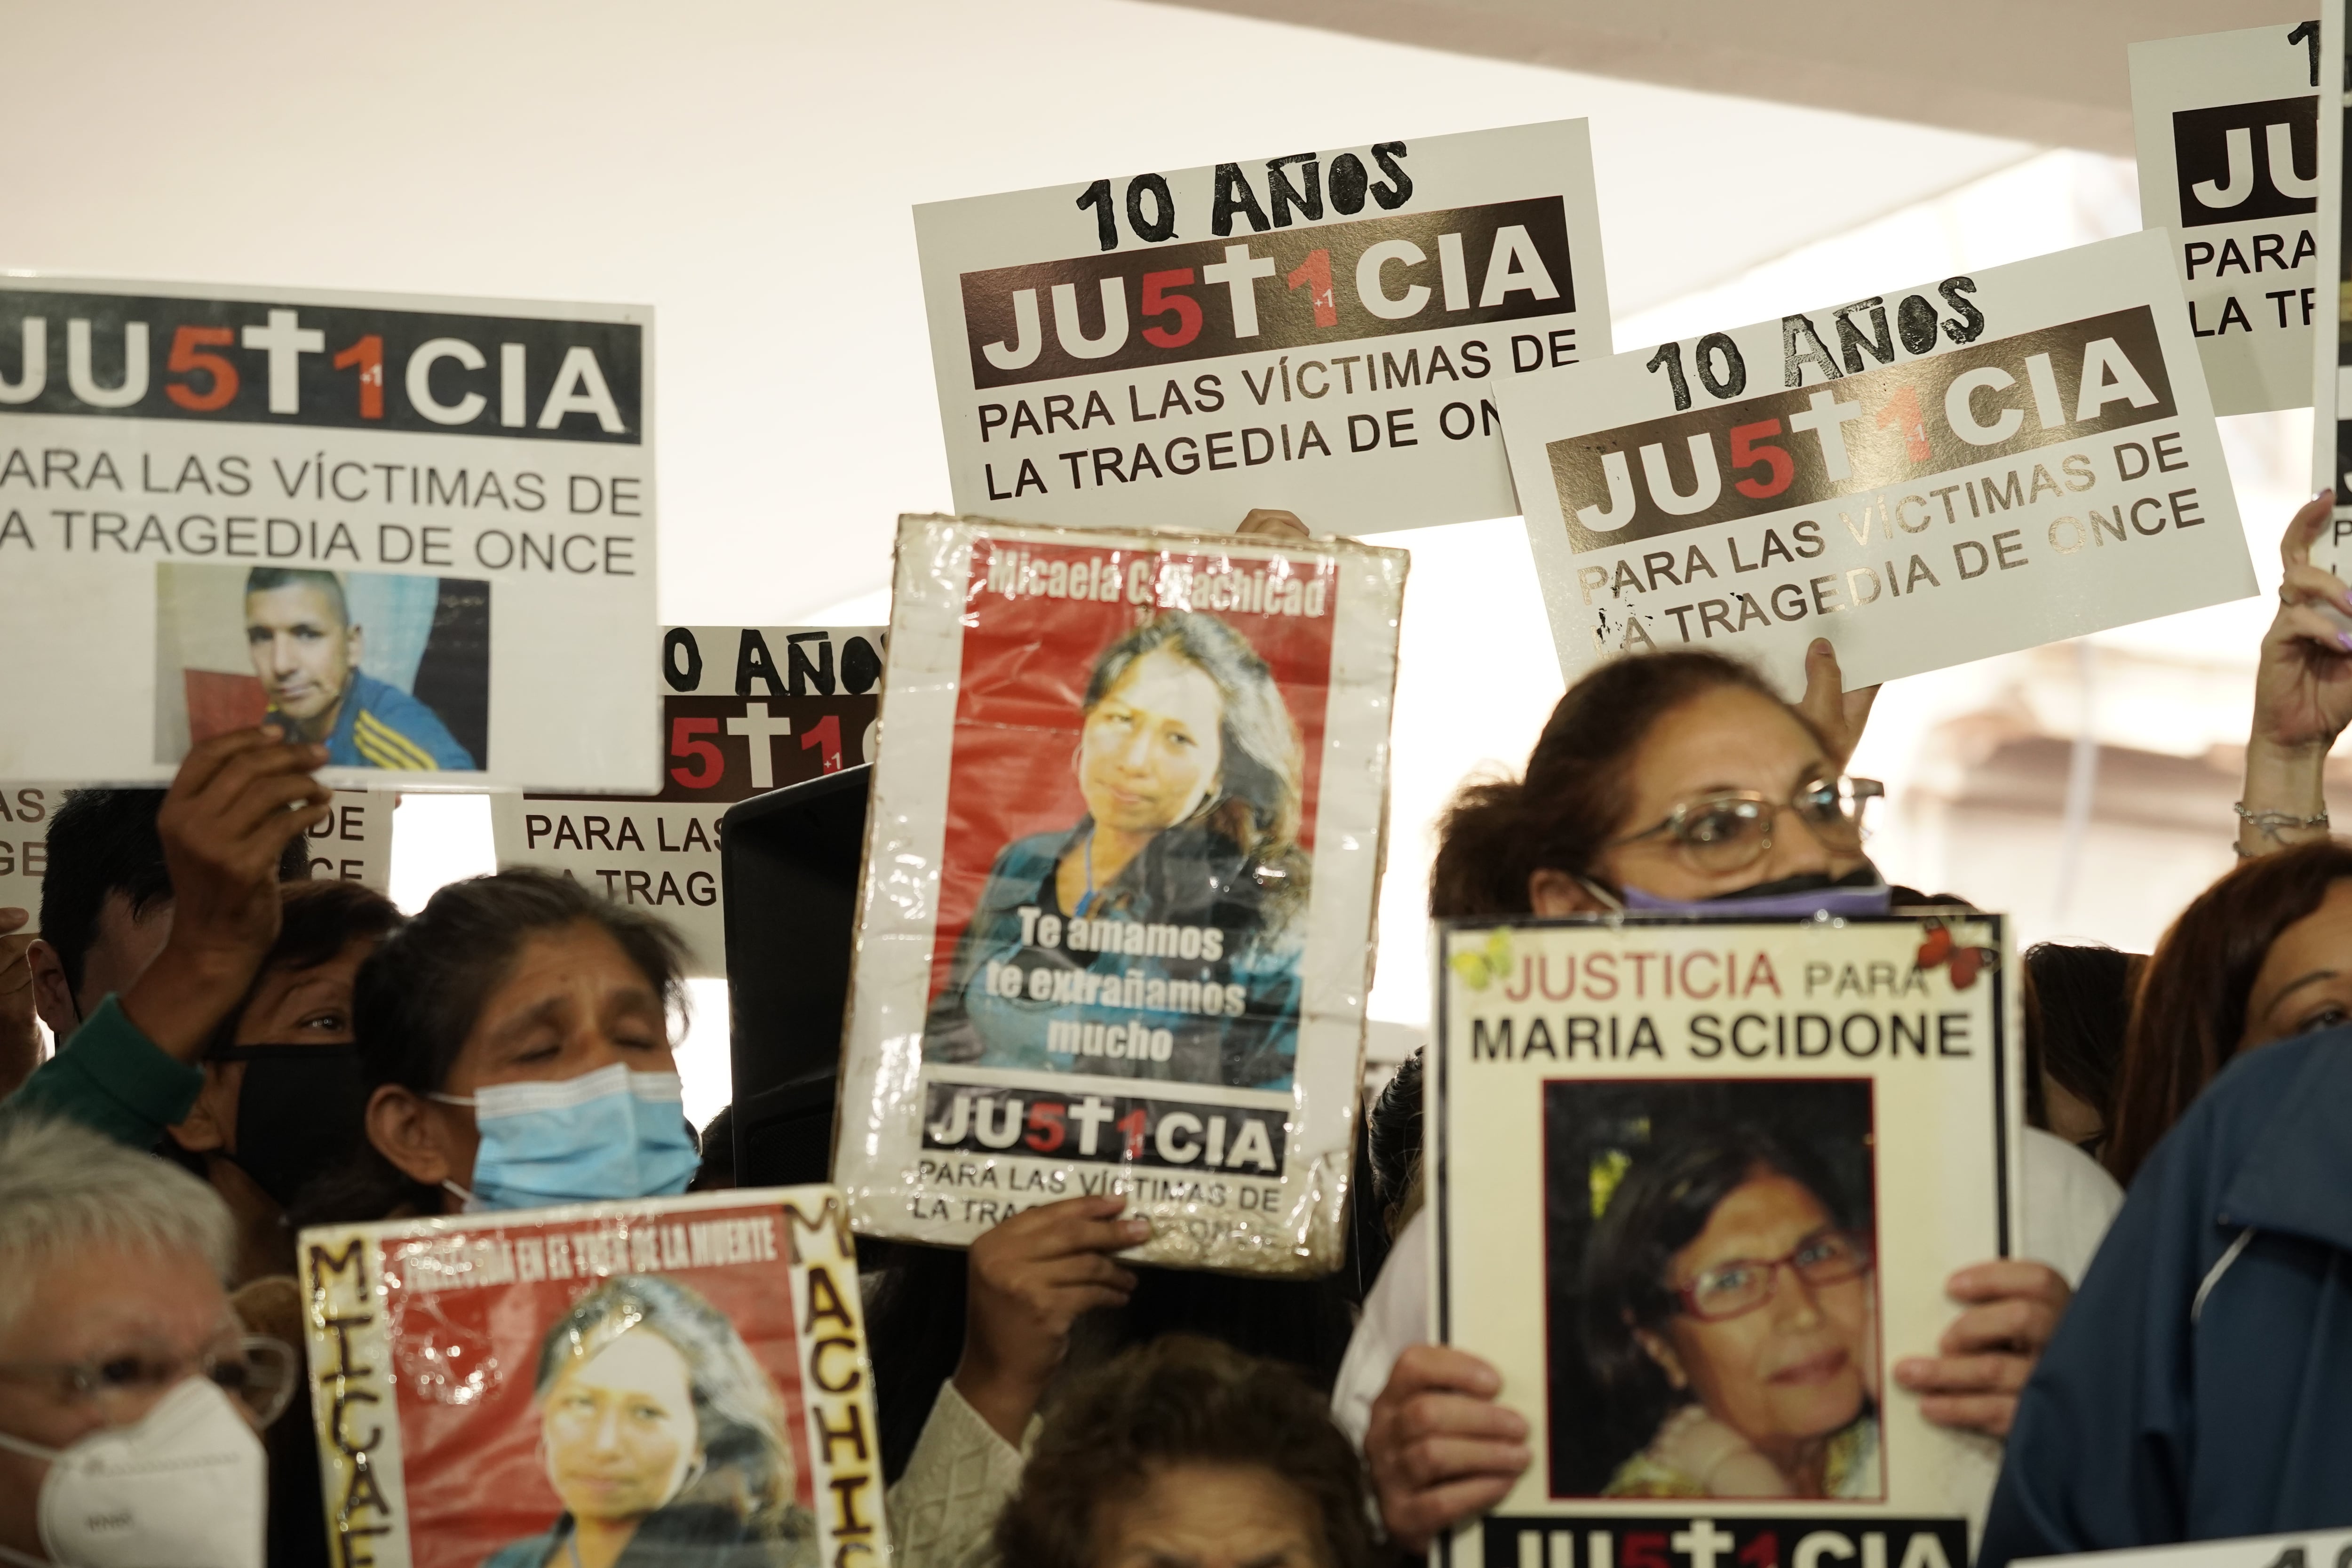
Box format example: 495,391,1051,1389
1581,1124,1878,1499
1345,645,2116,1553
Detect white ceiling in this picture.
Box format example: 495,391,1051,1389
6,0,2038,620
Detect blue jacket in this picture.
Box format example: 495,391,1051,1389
1979,1029,2352,1565
272,669,475,771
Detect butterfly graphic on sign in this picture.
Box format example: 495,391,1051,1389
1915,919,1999,989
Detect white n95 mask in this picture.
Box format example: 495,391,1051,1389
0,1376,265,1568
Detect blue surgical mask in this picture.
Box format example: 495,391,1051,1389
1613,867,1894,920
433,1063,699,1211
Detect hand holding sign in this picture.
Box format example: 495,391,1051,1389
1892,1259,2073,1439
2242,492,2352,854
1797,638,1880,768
954,1194,1150,1444
121,727,332,1063
1364,1344,1530,1554
0,906,34,1099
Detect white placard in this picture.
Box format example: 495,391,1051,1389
2132,20,2324,415
834,514,1404,1274
2311,0,2352,573
1501,231,2256,695
490,626,885,975
1434,915,2021,1565
916,122,1610,535
0,784,392,928
2021,1532,2352,1568
0,278,657,791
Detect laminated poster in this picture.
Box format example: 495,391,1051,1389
916,120,1611,535
2130,19,2324,415
2018,1529,2352,1568
835,514,1405,1274
0,784,393,925
1499,230,2257,697
299,1187,885,1568
1433,915,2022,1567
491,626,886,976
0,277,658,791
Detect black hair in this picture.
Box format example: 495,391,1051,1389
1579,1122,1855,1463
1367,1049,1424,1236
2020,941,2135,1143
40,788,310,1001
244,566,350,627
201,880,406,1060
297,868,685,1223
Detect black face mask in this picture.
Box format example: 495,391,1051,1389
1709,865,1885,900
214,1044,368,1209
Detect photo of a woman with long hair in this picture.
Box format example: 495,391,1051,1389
922,610,1311,1090
1579,1121,1882,1500
484,1274,815,1568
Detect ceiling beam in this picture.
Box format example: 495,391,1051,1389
1149,0,2315,154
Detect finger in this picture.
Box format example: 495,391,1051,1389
2273,605,2352,657
1014,1211,1154,1261
2278,562,2352,611
1940,1304,2058,1357
1944,1259,2068,1304
1389,1391,1529,1447
1915,1393,2017,1438
1391,1434,1534,1490
1036,1254,1140,1294
2282,489,2335,571
1798,638,1842,730
167,727,289,803
0,908,25,937
1891,1353,2028,1394
189,740,331,820
215,772,337,846
1839,683,1882,759
1384,1472,1520,1546
1382,1344,1504,1402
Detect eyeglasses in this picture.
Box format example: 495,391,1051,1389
1673,1229,1874,1322
1613,777,1885,876
0,1330,300,1429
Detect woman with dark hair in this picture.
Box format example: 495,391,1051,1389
314,868,700,1219
486,1274,814,1568
1581,1126,1876,1498
993,1335,1375,1568
1347,643,2112,1552
922,610,1311,1090
2103,838,2352,1185
1980,851,2352,1560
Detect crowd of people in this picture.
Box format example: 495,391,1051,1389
2,493,2350,1567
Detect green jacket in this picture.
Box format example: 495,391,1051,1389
4,995,203,1146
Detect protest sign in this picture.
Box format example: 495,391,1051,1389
0,784,391,927
2019,1530,2352,1568
834,514,1404,1274
2131,20,2324,414
1433,914,2020,1566
299,1186,885,1568
1501,231,2257,696
916,121,1610,535
490,625,886,974
0,278,658,791
2311,0,2352,572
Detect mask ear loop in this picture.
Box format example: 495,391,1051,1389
1574,876,1627,913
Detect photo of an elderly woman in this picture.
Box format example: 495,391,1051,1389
484,1274,815,1568
1575,1114,1882,1500
922,610,1312,1090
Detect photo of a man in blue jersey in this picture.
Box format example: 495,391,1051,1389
242,567,478,771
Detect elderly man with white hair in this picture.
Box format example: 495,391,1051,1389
0,1115,292,1568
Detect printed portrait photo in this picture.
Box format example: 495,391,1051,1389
153,561,489,771
920,541,1336,1092
390,1266,818,1568
1542,1079,1883,1501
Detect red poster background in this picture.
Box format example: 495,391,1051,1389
927,538,1337,1003
382,1213,814,1568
